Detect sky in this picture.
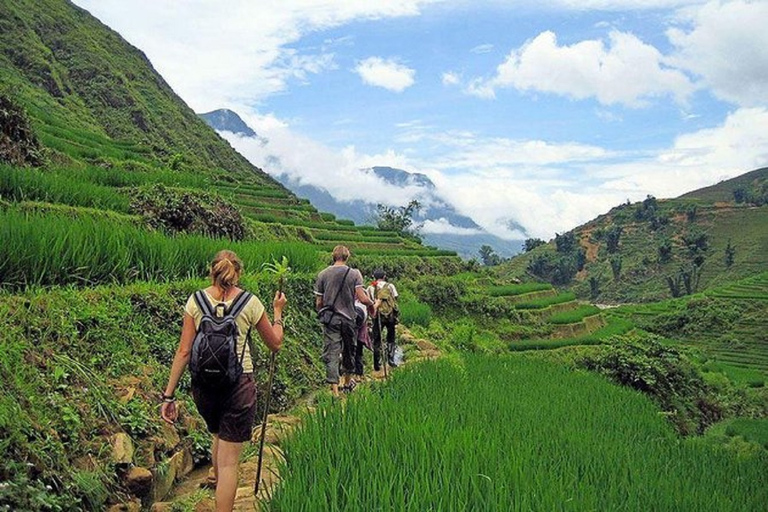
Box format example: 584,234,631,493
73,0,768,241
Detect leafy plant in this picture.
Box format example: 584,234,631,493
262,255,291,293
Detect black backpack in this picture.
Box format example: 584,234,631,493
189,290,252,388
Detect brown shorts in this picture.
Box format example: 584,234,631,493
191,373,257,443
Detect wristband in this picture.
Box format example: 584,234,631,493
162,393,176,403
274,318,284,327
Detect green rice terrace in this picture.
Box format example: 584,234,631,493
0,0,766,510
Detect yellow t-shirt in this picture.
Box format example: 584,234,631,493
184,290,265,374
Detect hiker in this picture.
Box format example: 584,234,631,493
367,269,400,370
315,245,375,396
353,298,372,377
160,250,286,512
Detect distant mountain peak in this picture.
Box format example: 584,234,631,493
367,166,435,189
199,109,256,137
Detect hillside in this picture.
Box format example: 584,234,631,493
497,168,768,303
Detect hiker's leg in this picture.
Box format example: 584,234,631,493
211,435,219,482
340,320,356,372
354,339,364,375
321,326,342,395
372,319,382,370
215,439,244,511
385,321,397,366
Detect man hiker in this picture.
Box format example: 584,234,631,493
367,269,400,371
315,245,375,396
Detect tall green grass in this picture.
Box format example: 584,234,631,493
0,165,131,212
548,305,601,324
487,282,552,296
0,208,320,289
398,298,432,327
270,356,767,511
514,292,576,309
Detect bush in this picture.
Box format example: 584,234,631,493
578,332,722,435
411,276,466,312
130,184,247,240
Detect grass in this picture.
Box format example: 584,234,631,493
514,292,576,309
270,355,768,511
548,305,602,324
486,282,552,296
0,207,322,289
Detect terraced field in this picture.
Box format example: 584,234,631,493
613,273,768,380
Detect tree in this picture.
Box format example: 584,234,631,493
685,204,698,223
375,200,422,240
523,238,545,252
555,232,576,254
610,255,622,281
724,239,735,267
657,239,673,264
479,245,502,266
605,225,623,254
589,276,601,300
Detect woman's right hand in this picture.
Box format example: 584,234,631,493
161,401,178,425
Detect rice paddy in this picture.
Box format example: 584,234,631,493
270,356,768,511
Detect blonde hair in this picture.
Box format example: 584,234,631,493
331,245,350,262
210,250,243,290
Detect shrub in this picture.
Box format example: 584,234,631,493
130,184,247,240
578,332,723,435
411,276,466,312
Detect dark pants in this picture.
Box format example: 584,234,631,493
372,316,397,369
353,340,364,376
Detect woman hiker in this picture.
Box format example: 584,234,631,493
161,250,286,511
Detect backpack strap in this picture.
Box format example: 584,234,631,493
226,291,252,318
226,291,253,367
193,290,214,317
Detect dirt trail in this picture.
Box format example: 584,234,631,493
157,330,438,511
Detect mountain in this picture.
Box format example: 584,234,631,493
0,0,280,185
199,108,257,137
200,109,525,259
498,167,768,302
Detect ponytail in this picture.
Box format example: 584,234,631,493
210,250,243,291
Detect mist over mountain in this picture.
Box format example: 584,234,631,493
200,108,526,258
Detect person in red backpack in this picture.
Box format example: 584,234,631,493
161,250,286,511
366,269,399,370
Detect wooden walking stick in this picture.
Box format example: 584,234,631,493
255,256,290,495
254,350,277,495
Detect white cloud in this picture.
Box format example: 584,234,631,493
469,30,695,107
221,114,422,207
73,0,437,110
667,0,768,107
547,0,705,8
421,218,485,235
415,107,768,239
222,106,767,242
442,72,461,86
354,57,416,92
470,43,494,54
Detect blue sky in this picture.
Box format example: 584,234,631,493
73,0,768,240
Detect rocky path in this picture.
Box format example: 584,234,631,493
153,330,440,511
